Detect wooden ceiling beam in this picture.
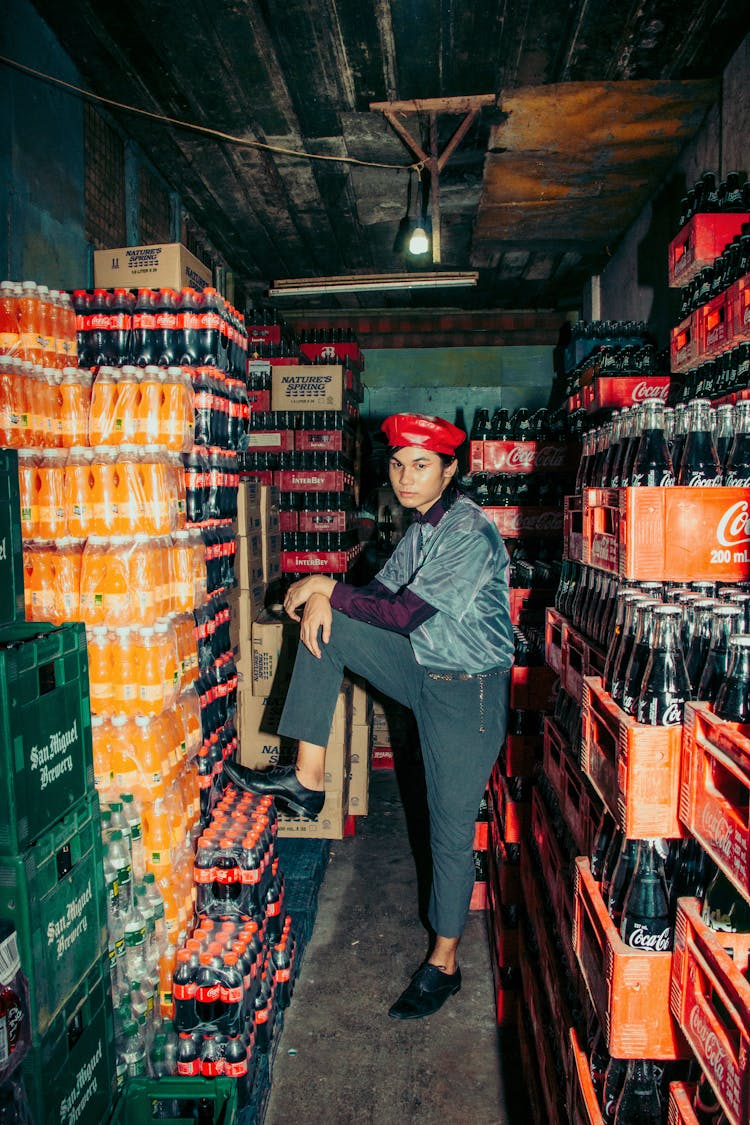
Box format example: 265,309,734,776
370,95,496,113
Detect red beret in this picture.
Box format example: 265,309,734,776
381,413,465,456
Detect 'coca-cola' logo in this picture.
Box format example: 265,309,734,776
624,922,672,951
631,381,670,403
536,446,568,469
701,805,733,858
505,445,536,469
661,701,683,726
688,1004,726,1084
717,500,750,548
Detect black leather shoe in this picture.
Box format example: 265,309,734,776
223,762,325,820
388,963,461,1020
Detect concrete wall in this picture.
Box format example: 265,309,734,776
360,345,554,429
0,0,88,286
599,32,750,344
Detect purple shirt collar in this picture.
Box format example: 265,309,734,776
414,495,447,527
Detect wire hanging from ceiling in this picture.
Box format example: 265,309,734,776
0,54,425,174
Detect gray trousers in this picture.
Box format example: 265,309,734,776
278,610,510,938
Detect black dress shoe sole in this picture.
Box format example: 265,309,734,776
387,975,461,1020
275,795,320,821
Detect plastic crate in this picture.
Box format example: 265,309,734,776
545,608,564,676
730,274,750,343
569,1027,605,1125
486,860,519,966
469,440,577,474
0,449,24,628
0,620,94,855
529,790,576,977
509,664,557,711
582,486,750,583
521,844,575,1045
668,1082,700,1125
491,768,530,845
22,956,115,1125
518,931,568,1124
110,1077,238,1124
564,494,584,562
679,702,750,902
573,857,688,1060
668,213,750,287
509,586,554,625
0,796,107,1036
484,506,564,539
671,898,750,1125
543,723,600,858
581,676,686,839
502,732,542,777
582,376,671,413
698,289,733,357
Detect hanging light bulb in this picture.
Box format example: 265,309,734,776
408,225,429,255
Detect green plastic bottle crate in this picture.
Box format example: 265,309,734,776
0,449,24,628
109,1077,238,1124
0,619,94,854
0,795,107,1036
21,955,116,1125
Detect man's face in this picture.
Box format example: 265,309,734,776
388,447,456,514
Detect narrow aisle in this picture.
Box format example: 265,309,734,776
267,771,525,1125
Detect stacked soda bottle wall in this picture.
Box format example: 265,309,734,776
464,404,577,1037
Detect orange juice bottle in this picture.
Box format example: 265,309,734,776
88,367,118,445
137,365,163,445
90,447,118,535
178,686,202,757
60,368,91,447
50,369,65,447
140,446,169,534
24,365,44,447
163,366,190,451
143,795,173,876
87,626,114,715
0,358,15,448
170,530,192,613
109,714,141,799
36,450,67,539
189,528,208,607
58,292,77,367
37,287,56,368
55,536,83,622
91,715,115,797
17,281,43,365
17,449,39,539
80,535,131,627
25,541,56,621
115,446,140,536
136,627,164,714
64,446,94,538
127,536,157,625
115,365,139,443
156,620,181,707
0,280,20,356
48,290,64,370
166,451,187,531
111,626,139,717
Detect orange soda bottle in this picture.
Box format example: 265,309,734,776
143,795,173,876
36,450,67,539
60,368,91,447
55,536,83,622
64,446,95,538
58,292,77,367
114,365,139,443
139,446,170,534
23,541,56,621
111,626,139,717
17,281,43,365
128,536,158,625
179,687,202,758
0,281,20,356
135,627,164,715
80,535,131,627
87,626,114,714
37,286,56,368
0,356,19,446
17,449,38,538
136,365,164,445
90,447,118,535
88,367,118,445
155,620,181,708
91,715,115,797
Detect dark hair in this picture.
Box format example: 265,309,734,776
387,447,463,510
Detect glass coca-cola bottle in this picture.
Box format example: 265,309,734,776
620,839,672,952
692,1074,723,1124
727,590,750,632
589,1024,610,1104
702,867,750,940
590,810,616,882
490,407,511,439
598,413,619,487
575,429,595,492
723,400,750,486
511,408,531,439
677,399,722,486
606,838,639,930
619,404,644,487
612,597,652,708
713,635,750,723
630,401,675,486
685,599,720,693
470,408,491,441
612,1058,662,1123
603,590,640,693
602,1056,628,1123
600,827,625,906
621,601,659,716
669,402,688,478
636,605,692,726
608,408,629,489
696,605,743,704
715,403,735,471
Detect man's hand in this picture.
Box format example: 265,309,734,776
299,593,333,658
283,575,336,622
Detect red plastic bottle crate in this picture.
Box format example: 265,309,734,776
484,506,564,538
488,817,522,906
510,663,557,711
246,429,295,453
668,213,750,287
698,289,733,358
493,771,531,844
582,375,671,413
671,313,699,374
509,586,554,625
502,731,543,777
730,274,750,343
583,487,750,583
670,898,750,1125
521,844,576,1044
668,1083,700,1125
582,676,686,839
679,702,750,903
569,1027,605,1125
545,607,564,676
518,936,568,1124
470,439,578,474
543,715,571,801
573,857,689,1060
486,858,519,966
517,1003,545,1119
529,788,577,978
565,494,585,562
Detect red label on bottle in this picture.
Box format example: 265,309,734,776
224,1059,248,1078
155,312,178,329
196,983,221,1003
214,866,238,884
177,1057,201,1076
201,312,221,330
193,863,214,880
201,1057,224,1077
255,1007,269,1024
182,312,201,329
132,313,156,330
172,982,196,1000
221,985,243,1003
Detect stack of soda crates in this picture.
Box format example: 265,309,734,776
0,451,114,1124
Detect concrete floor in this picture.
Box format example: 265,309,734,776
266,769,528,1125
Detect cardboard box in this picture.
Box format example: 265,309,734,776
272,365,347,411
93,242,212,290
348,721,372,816
236,531,264,591
276,791,348,839
322,689,352,792
251,611,300,697
263,530,282,584
237,483,280,538
237,691,286,768
347,674,374,726
372,700,391,749
229,586,265,654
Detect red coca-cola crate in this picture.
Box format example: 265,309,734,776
574,857,688,1059
491,767,530,845
569,1027,605,1125
508,586,554,625
565,494,584,562
668,1083,699,1125
679,702,750,902
544,724,599,858
698,289,734,358
730,274,750,343
371,746,394,770
488,826,521,907
276,469,355,493
545,607,564,676
247,323,282,346
583,487,750,583
242,469,274,485
562,621,604,705
299,342,364,369
671,313,699,374
518,934,568,1123
246,429,295,453
484,506,564,538
529,789,576,976
297,509,350,533
668,213,750,287
671,897,750,1125
295,428,354,457
502,732,543,777
543,717,570,799
278,510,297,532
486,865,519,966
582,376,672,413
469,880,487,911
246,389,271,413
510,663,557,711
474,820,488,851
281,543,362,574
581,676,686,839
469,440,577,474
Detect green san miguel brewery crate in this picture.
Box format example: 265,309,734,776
22,955,116,1125
110,1077,238,1124
0,449,25,628
0,796,107,1036
0,619,94,855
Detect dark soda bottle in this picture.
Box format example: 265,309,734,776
89,288,113,366
510,408,531,439
611,597,651,708
621,601,659,716
618,404,644,486
685,599,720,693
606,838,639,930
490,408,510,438
131,288,158,367
713,635,750,723
620,840,672,952
470,408,491,441
636,605,692,726
155,289,179,367
590,810,615,882
110,288,133,365
723,400,750,486
176,1031,201,1076
630,401,674,486
677,399,722,486
178,288,203,366
200,289,222,366
715,403,735,470
72,289,94,368
697,606,743,703
602,1056,628,1123
172,948,197,1030
612,1058,662,1124
600,828,625,906
691,1074,723,1124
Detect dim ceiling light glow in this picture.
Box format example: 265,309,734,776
408,225,430,255
269,272,478,296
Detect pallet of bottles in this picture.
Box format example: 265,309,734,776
298,341,364,370
581,486,750,583
680,703,750,901
670,897,750,1125
563,322,654,377
582,675,686,840
543,717,601,859
518,914,570,1123
668,210,750,287
573,857,688,1060
469,439,578,474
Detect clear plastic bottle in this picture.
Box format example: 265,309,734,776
108,829,133,919
121,793,146,883
120,1018,147,1079
123,897,148,982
